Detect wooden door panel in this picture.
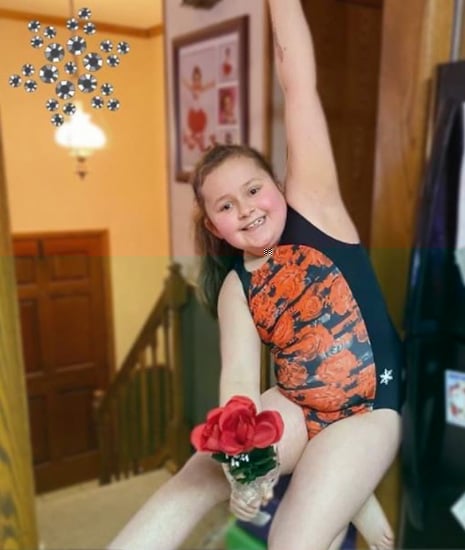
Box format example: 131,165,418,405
49,293,94,369
43,236,108,390
13,232,112,493
48,252,90,282
45,367,98,459
28,394,51,465
15,255,39,286
55,385,98,456
19,300,43,376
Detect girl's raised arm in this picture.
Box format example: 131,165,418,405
268,0,339,203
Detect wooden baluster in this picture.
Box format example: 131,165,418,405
118,384,130,478
138,348,149,463
159,357,168,445
164,264,191,472
150,333,161,454
93,389,111,484
111,398,121,481
129,367,140,475
163,311,173,425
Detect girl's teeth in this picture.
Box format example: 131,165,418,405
248,217,264,229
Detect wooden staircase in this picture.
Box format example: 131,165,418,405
93,263,192,483
93,262,272,485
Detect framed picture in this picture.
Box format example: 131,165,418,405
445,370,465,428
172,15,249,182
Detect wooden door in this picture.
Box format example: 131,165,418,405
13,232,113,493
303,0,383,246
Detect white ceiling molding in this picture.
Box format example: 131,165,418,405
0,0,162,30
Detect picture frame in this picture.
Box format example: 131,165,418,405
172,15,249,182
336,0,382,7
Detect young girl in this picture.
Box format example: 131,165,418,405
108,1,403,549
182,65,215,151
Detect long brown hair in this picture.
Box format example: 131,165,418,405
191,144,276,317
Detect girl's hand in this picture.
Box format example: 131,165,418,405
229,485,274,522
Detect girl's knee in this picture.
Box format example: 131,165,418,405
178,452,216,481
268,514,342,550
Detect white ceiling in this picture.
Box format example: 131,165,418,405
0,0,163,30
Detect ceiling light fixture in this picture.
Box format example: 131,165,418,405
55,102,106,178
7,1,131,178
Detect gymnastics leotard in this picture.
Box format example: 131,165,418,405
233,204,404,439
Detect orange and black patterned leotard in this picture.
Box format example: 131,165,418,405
233,204,404,439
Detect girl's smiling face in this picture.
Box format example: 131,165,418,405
201,156,287,256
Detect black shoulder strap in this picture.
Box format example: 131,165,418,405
232,256,251,298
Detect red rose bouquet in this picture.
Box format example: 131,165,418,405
191,395,284,524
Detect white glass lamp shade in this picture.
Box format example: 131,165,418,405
55,103,106,158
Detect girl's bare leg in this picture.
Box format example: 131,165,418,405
107,452,229,550
352,493,395,550
107,386,308,550
108,388,398,550
326,496,394,550
262,389,397,550
328,526,349,550
267,408,401,550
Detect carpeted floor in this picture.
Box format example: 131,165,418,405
36,468,231,550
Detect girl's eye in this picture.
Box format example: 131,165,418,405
220,202,232,212
249,186,260,195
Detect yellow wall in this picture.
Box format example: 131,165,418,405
0,18,169,365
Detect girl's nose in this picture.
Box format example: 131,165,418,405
238,203,255,219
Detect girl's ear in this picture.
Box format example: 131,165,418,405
204,216,222,239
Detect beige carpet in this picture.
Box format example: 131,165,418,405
36,469,231,549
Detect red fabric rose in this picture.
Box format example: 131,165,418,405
190,407,223,452
253,410,284,448
190,395,284,456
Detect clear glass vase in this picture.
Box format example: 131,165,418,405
222,448,280,526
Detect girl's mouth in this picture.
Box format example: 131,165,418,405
243,216,265,230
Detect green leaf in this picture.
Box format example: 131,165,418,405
212,452,228,463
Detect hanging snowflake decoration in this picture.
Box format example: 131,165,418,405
7,7,130,126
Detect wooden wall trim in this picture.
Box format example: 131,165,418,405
0,9,164,38
0,114,38,547
371,0,454,326
369,0,454,544
148,25,164,38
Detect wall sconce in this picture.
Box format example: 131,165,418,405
181,0,223,8
55,102,106,178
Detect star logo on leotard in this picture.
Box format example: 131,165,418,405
379,369,393,385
